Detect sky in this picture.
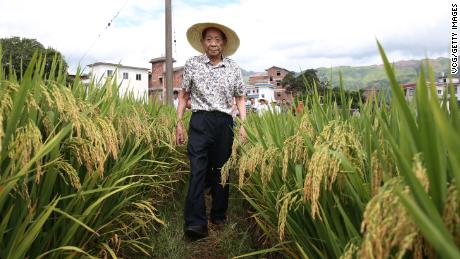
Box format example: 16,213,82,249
0,0,453,74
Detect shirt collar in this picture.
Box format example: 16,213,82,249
200,54,230,67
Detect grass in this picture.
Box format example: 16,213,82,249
150,176,260,259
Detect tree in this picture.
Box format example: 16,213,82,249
0,36,68,79
281,71,296,90
281,69,322,95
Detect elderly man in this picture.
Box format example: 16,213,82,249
175,22,246,240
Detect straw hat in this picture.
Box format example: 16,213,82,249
186,22,240,57
259,98,267,103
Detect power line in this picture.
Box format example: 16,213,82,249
72,0,130,72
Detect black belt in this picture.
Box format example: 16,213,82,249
193,110,232,118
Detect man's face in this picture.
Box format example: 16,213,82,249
201,28,226,59
250,98,255,104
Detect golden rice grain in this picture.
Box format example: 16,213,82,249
261,146,280,186
443,183,460,247
413,154,429,192
221,140,240,186
236,144,264,188
8,121,43,178
304,144,338,219
358,179,418,259
371,151,383,196
53,157,82,190
303,120,365,219
278,195,290,241
339,242,359,259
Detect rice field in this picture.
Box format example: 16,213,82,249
0,50,188,258
1,43,459,258
225,43,460,258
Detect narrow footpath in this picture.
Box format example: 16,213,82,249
150,180,259,259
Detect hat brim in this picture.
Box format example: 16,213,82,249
186,22,240,57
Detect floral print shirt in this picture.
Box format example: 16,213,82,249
182,54,245,115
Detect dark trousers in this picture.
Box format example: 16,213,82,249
184,111,234,227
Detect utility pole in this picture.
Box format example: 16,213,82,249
165,0,173,105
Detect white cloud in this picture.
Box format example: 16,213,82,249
0,0,451,73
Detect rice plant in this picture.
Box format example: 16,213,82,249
227,42,460,258
0,49,187,258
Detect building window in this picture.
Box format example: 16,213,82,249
437,89,442,95
159,77,163,84
107,70,113,77
136,74,142,81
276,80,281,86
261,94,265,98
276,70,281,76
277,93,281,97
269,76,273,82
123,72,128,79
257,89,259,93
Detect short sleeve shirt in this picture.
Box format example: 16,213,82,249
181,54,245,115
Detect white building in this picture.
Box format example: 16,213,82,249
246,83,276,102
87,62,150,100
403,75,460,105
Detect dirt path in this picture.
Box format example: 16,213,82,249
150,182,258,259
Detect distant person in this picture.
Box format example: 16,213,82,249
249,97,259,113
296,100,304,115
281,99,290,114
175,22,246,240
270,100,281,114
173,90,179,109
258,98,269,115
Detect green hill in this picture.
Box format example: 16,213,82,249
316,57,450,90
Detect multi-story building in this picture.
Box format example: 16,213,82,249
247,66,292,102
266,66,291,101
266,66,290,87
402,74,460,105
87,62,150,100
149,57,184,101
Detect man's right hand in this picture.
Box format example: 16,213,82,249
176,122,185,145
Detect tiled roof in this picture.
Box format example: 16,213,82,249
87,62,150,71
265,66,289,72
250,72,268,77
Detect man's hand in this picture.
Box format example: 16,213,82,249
238,126,247,143
175,89,189,146
234,95,247,143
176,122,186,145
